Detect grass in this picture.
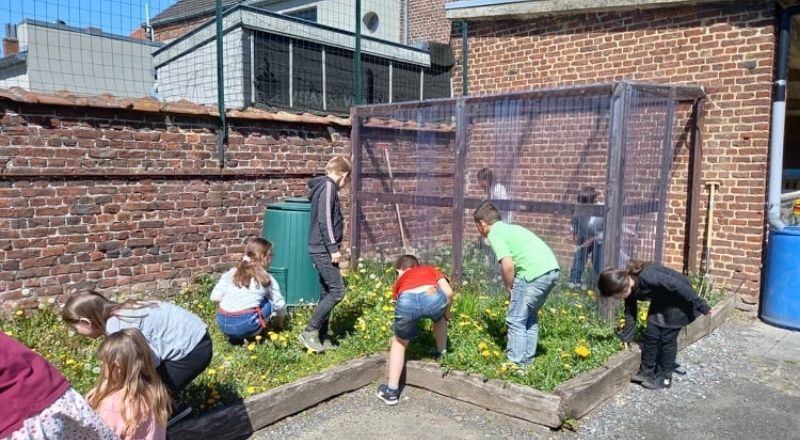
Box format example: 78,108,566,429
0,245,724,415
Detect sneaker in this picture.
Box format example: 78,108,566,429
567,282,577,289
376,384,400,406
298,330,326,352
673,364,687,375
167,401,192,428
321,334,338,350
631,372,649,383
641,376,672,390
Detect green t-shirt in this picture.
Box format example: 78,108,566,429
487,222,559,281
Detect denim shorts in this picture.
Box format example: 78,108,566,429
393,288,448,341
216,299,273,339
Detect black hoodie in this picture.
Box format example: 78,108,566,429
308,176,343,254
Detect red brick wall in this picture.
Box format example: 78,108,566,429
0,102,350,312
450,1,776,309
408,0,452,44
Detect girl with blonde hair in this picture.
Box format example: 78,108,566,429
211,238,286,342
89,328,171,439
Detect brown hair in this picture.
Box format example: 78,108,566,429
473,201,501,225
597,260,651,298
233,238,272,289
62,291,151,331
477,168,494,184
325,156,352,176
89,328,171,436
577,186,598,204
395,254,419,271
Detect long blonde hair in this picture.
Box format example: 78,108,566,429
62,291,152,331
89,328,171,437
233,238,272,289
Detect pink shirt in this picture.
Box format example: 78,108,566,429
96,391,166,440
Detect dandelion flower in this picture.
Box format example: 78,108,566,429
15,310,23,317
478,342,488,351
207,368,217,376
247,343,256,351
65,359,76,365
563,363,571,369
269,332,279,342
574,345,591,358
255,335,262,341
578,315,586,321
481,350,491,358
246,386,257,394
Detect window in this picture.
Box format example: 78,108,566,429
286,7,317,23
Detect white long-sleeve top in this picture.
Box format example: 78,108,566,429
210,268,286,314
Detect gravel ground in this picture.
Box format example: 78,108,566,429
247,317,800,440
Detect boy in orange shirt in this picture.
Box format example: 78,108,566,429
376,255,454,405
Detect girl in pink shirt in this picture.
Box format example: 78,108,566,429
88,328,171,440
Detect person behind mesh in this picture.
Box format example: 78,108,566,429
597,260,712,390
476,167,512,223
376,254,454,406
298,155,351,353
211,238,287,343
568,186,604,289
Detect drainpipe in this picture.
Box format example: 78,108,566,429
768,5,800,229
215,0,228,167
403,0,408,45
461,20,468,96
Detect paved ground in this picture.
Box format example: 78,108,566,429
247,317,800,440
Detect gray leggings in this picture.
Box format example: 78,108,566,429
305,252,345,335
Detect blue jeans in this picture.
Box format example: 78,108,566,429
506,270,559,366
216,299,273,339
569,243,603,285
393,288,448,341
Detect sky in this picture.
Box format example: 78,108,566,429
1,0,175,36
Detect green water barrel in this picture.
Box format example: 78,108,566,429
263,198,320,305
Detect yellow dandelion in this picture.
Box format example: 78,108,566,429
382,305,391,312
478,342,488,351
207,368,217,376
578,315,586,321
269,332,279,342
15,310,24,317
500,365,508,372
255,335,262,341
481,350,491,358
493,350,501,358
260,374,267,380
246,386,257,394
575,345,591,358
247,343,256,351
65,359,75,365
504,300,510,306
5,331,11,337
307,348,316,354
250,355,256,360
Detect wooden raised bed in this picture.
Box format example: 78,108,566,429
170,295,734,438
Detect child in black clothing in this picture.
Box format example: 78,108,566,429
598,260,712,389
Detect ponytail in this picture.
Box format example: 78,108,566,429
232,238,272,289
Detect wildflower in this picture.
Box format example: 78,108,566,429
65,359,75,365
478,342,488,351
269,332,279,342
15,310,23,317
359,268,367,273
481,350,491,358
246,386,257,394
260,374,267,380
369,273,377,280
5,331,11,337
207,368,217,376
564,363,571,369
575,304,583,310
575,345,591,358
255,335,262,341
504,300,510,306
247,343,256,351
578,315,586,321
493,350,501,358
500,365,508,372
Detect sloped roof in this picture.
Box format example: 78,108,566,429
151,0,243,25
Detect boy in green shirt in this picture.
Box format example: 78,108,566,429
474,202,560,367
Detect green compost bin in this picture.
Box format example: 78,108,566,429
263,198,320,306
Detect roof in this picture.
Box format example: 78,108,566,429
0,51,27,70
151,0,283,26
151,0,243,26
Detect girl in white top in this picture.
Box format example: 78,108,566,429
211,238,286,340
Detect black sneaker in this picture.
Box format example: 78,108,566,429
167,401,192,427
631,372,648,383
673,364,687,375
641,376,672,390
376,384,400,406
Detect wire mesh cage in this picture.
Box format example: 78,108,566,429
350,81,704,292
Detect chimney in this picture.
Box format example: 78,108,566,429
3,24,18,57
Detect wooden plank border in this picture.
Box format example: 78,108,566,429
170,296,734,438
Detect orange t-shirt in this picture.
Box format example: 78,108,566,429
392,266,447,300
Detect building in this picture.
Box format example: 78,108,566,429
0,20,160,98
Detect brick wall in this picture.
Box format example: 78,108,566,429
408,0,452,44
0,100,350,312
153,16,211,41
449,1,776,309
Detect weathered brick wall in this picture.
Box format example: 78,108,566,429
449,1,776,309
408,0,452,44
0,101,350,311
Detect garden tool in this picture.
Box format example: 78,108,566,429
703,181,720,276
384,147,411,251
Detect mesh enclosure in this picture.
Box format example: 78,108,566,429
351,82,704,291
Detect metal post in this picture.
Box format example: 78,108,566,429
354,0,362,106
350,108,363,263
215,0,227,167
685,99,705,274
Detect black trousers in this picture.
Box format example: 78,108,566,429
156,332,213,399
305,252,346,335
640,321,680,379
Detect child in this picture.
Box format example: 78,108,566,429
568,186,604,289
376,255,453,405
597,260,712,389
473,202,560,367
62,291,212,426
89,328,171,440
298,155,351,353
211,238,287,342
477,167,511,222
0,331,117,440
